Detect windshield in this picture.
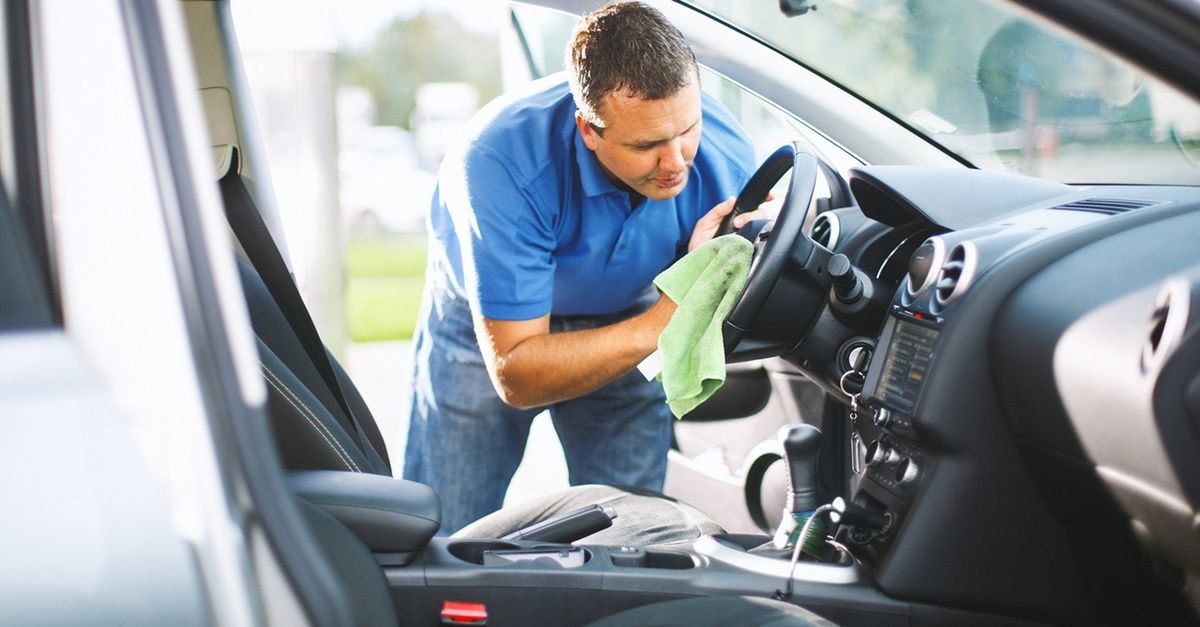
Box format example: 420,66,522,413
685,0,1200,184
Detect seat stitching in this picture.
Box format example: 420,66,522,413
261,367,359,472
260,363,361,472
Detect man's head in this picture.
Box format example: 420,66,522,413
567,1,702,201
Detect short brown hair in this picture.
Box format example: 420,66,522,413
566,1,698,131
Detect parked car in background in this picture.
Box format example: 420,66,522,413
4,0,1200,625
339,125,435,236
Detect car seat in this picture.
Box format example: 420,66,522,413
215,150,831,626
217,150,722,544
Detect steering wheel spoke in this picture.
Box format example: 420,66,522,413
722,142,833,361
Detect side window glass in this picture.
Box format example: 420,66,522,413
699,67,861,174
699,68,863,209
0,1,54,331
507,6,574,80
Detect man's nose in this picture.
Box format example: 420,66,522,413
658,140,686,173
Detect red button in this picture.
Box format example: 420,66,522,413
441,601,487,626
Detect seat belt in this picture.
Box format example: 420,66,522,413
219,157,388,473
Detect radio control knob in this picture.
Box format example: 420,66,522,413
865,441,889,467
895,458,919,485
873,407,894,428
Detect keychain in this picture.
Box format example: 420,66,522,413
840,348,872,475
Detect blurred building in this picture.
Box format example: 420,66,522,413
411,82,479,171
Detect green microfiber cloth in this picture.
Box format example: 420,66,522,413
653,234,754,417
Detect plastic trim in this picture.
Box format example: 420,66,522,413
932,241,978,311
812,212,840,250
692,535,860,584
903,236,945,301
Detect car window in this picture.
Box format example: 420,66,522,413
508,4,861,201
685,0,1200,185
509,5,575,80
699,67,860,169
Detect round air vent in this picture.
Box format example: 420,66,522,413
932,242,977,310
904,236,946,301
811,213,840,250
1141,279,1190,372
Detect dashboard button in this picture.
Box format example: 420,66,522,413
895,458,920,485
866,440,889,467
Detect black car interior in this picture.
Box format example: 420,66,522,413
219,149,842,626
213,116,1200,625
159,0,1200,619
4,0,1199,623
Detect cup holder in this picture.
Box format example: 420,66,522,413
448,540,520,565
610,549,697,570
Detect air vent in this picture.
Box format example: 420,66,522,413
1052,198,1157,215
932,242,976,310
1141,279,1190,372
811,213,839,249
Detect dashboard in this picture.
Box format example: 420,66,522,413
802,165,1200,624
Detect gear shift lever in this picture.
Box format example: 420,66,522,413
771,424,825,554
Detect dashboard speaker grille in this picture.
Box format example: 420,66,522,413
1052,198,1157,215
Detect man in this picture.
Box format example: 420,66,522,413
404,1,761,533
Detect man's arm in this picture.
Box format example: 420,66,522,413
476,294,677,409
473,197,773,409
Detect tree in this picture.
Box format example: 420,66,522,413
338,10,502,130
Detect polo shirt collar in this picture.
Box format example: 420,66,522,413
574,131,624,198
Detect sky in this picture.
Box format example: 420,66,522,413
335,0,506,46
233,0,507,52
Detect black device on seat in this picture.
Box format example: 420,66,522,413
501,504,618,543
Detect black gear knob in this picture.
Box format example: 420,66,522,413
829,253,864,305
780,424,821,514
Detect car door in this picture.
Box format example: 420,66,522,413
0,1,214,623
0,0,354,623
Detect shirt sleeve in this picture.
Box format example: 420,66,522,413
441,142,556,321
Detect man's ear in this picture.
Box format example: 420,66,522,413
575,111,601,151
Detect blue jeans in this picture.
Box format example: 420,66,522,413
403,280,671,534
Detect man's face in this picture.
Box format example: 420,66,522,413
576,77,702,202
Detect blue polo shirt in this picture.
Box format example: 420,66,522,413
427,75,754,321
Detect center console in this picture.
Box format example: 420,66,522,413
837,236,949,564
840,308,940,558
385,533,896,627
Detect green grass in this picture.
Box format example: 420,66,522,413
345,236,427,342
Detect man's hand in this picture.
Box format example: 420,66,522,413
688,195,775,252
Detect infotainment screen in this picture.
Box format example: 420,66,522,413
872,318,939,415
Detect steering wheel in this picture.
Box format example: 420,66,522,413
718,142,828,358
